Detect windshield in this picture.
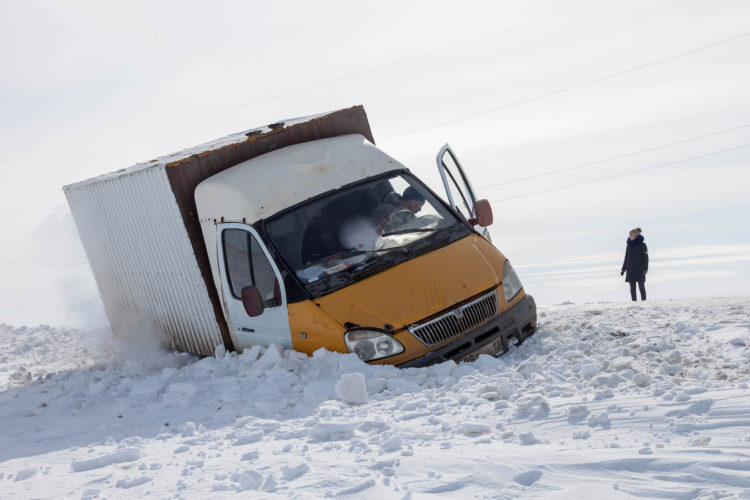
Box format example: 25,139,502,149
264,172,468,292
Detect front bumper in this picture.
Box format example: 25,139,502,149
398,294,537,368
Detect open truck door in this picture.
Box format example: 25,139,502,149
436,144,493,240
216,223,293,350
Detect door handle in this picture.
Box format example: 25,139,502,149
239,327,255,333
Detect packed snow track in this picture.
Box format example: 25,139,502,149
1,297,750,498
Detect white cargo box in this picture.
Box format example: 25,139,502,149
64,106,374,355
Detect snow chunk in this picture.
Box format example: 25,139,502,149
688,436,712,446
14,468,36,481
429,359,456,377
587,412,611,429
660,362,682,376
71,448,141,472
335,373,368,405
261,474,278,492
513,470,542,486
567,405,590,424
422,476,472,493
513,395,550,419
358,421,390,434
116,476,152,489
592,374,626,388
632,372,652,387
456,422,491,435
380,436,403,452
280,463,309,481
231,469,264,491
667,399,714,417
561,350,584,360
728,337,746,346
610,356,634,370
307,422,357,441
233,428,264,446
665,349,682,364
498,381,517,399
181,421,196,437
579,363,600,379
519,432,542,445
337,479,376,496
214,344,226,358
594,389,614,400
253,344,284,369
572,430,590,440
518,361,544,379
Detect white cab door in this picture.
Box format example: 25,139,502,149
216,223,292,350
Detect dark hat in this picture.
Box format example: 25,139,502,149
402,186,425,202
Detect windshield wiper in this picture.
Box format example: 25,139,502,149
380,227,464,237
348,254,398,280
306,248,375,268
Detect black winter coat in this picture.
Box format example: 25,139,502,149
622,235,649,283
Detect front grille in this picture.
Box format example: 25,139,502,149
408,290,499,347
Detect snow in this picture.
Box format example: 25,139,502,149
335,372,369,405
2,297,750,498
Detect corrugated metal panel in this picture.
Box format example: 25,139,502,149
65,164,223,356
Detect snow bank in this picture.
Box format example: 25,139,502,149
1,297,750,498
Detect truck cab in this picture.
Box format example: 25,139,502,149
195,134,536,366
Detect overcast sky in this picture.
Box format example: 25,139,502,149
1,0,749,326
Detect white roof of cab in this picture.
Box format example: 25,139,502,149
195,134,405,223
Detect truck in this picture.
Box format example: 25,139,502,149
64,105,536,366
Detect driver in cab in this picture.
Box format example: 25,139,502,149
377,187,425,234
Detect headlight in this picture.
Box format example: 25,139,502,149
344,329,404,362
503,260,523,301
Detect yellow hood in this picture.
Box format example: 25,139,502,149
312,234,505,331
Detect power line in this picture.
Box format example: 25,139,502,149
3,122,749,223
0,256,86,266
477,122,750,191
490,142,750,203
380,30,750,142
0,0,613,165
0,205,67,218
6,29,747,219
0,261,88,271
0,256,88,270
5,121,746,219
5,143,749,268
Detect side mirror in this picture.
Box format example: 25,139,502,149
241,286,264,317
471,199,494,227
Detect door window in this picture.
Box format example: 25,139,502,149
437,146,477,219
222,229,279,305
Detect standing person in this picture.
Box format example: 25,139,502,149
621,228,648,301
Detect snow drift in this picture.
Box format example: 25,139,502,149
1,297,749,498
